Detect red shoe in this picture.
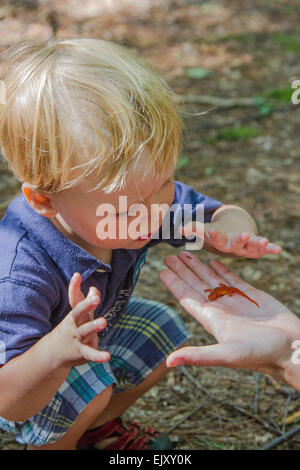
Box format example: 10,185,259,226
76,417,173,450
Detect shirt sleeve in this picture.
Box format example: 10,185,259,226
0,279,53,365
147,180,222,249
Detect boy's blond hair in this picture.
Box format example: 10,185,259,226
0,38,182,194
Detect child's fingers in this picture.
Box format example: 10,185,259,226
245,236,269,251
257,237,269,248
264,242,282,255
208,228,228,250
79,344,111,363
241,237,281,257
68,272,85,309
72,294,100,326
178,221,205,241
228,232,250,250
77,317,107,342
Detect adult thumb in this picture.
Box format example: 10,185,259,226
166,344,234,368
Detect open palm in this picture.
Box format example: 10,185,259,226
158,252,300,377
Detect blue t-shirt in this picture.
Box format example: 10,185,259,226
0,181,222,364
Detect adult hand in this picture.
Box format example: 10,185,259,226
158,252,300,390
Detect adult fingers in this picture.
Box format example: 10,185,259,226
159,269,224,336
163,255,209,293
166,343,238,368
158,268,206,307
177,251,227,289
209,259,254,290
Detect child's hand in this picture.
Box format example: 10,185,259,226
204,221,282,258
180,221,281,258
49,272,110,368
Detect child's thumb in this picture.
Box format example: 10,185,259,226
178,221,205,240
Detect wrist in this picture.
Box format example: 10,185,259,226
278,359,300,391
211,205,257,236
42,324,72,371
273,332,300,391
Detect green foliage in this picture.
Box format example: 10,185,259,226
217,126,259,141
216,31,300,53
185,67,212,79
204,166,215,175
176,156,189,169
205,127,259,144
197,438,234,450
261,86,293,102
271,33,300,52
216,32,255,43
253,86,293,115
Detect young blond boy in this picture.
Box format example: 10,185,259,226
0,38,281,450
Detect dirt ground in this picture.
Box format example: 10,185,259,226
0,0,300,450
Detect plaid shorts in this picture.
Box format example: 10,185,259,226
0,296,191,446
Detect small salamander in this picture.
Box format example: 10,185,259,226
205,283,259,307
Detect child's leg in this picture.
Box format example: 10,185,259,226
3,297,190,450
85,357,173,450
28,358,171,450
78,296,191,449
27,384,113,450
88,360,169,430
0,360,118,450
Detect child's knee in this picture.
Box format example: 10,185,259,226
84,383,113,419
24,384,115,449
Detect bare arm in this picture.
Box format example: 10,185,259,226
210,204,258,235
0,331,70,421
159,254,300,391
0,273,109,421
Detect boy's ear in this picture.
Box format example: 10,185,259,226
22,182,57,217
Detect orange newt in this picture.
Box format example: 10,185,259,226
205,283,259,307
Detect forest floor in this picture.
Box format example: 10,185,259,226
0,0,300,450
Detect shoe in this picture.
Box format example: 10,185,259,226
76,417,173,450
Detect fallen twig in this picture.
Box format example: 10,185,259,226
179,366,280,435
175,94,256,108
166,401,205,435
186,103,297,132
260,423,300,450
266,375,299,400
281,395,292,434
253,372,261,415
